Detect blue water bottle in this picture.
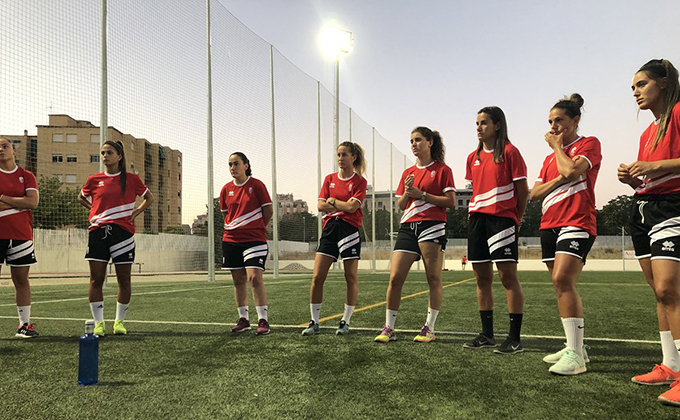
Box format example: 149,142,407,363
78,319,99,386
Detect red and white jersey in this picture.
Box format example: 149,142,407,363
319,172,368,229
635,102,680,195
0,166,37,240
397,161,455,224
537,136,601,236
220,177,272,243
465,141,527,225
81,172,149,234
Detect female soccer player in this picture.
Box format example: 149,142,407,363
374,127,455,343
529,94,601,375
463,107,528,354
78,141,154,336
220,152,273,335
301,142,367,336
0,138,39,338
618,59,680,406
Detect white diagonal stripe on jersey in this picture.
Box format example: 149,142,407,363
649,215,680,237
243,244,268,260
225,210,263,231
109,236,135,253
338,237,360,253
7,243,34,261
243,251,268,261
469,190,515,211
418,229,446,242
400,200,435,223
418,223,446,239
111,242,135,259
322,211,344,219
489,235,516,254
0,208,27,218
90,202,135,223
469,183,514,208
92,209,134,226
487,226,515,247
636,173,680,193
337,231,360,248
541,177,588,214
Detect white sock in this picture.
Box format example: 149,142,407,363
90,301,104,323
426,307,439,330
675,338,680,350
237,306,249,319
386,309,398,329
17,305,30,325
341,304,355,324
256,305,268,321
562,317,584,357
116,302,129,321
311,303,322,324
660,331,680,371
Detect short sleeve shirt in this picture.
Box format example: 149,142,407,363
81,172,149,234
397,161,455,224
220,177,272,243
318,172,368,229
0,166,38,240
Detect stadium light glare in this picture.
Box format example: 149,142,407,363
320,26,353,57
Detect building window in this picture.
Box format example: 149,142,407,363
458,200,463,206
90,134,100,143
52,155,63,163
90,155,100,163
57,174,63,182
130,142,135,151
66,134,77,143
52,133,63,142
65,174,77,183
178,206,181,215
178,173,181,181
178,156,181,166
466,200,470,206
66,155,77,163
11,140,20,149
178,191,181,197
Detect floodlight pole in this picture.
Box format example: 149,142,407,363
100,0,107,172
206,0,215,282
333,52,340,171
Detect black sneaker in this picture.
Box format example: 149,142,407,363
16,323,39,339
463,333,496,349
494,337,524,354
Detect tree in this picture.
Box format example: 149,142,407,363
279,212,318,242
33,175,89,229
597,195,633,235
446,208,469,238
519,200,542,237
164,225,186,235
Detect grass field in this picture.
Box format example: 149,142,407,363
0,270,678,420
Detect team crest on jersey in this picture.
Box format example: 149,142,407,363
571,147,577,155
228,191,235,197
348,183,353,191
431,170,435,177
98,181,105,187
19,176,24,183
330,182,335,188
248,187,253,195
474,160,480,166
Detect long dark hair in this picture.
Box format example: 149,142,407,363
338,141,366,175
103,140,127,193
411,126,445,163
230,152,252,176
638,59,680,151
476,106,509,164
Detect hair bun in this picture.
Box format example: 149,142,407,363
568,93,584,109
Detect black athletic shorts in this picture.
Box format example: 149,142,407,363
317,218,361,261
0,239,37,267
467,213,518,263
394,220,447,261
540,226,595,263
630,193,680,261
85,224,135,264
222,241,268,271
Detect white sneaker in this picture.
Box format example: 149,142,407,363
548,349,587,376
543,343,590,364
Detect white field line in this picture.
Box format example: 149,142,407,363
0,315,660,345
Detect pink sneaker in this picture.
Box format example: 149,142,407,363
256,319,270,335
231,317,251,333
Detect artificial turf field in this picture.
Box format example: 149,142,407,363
0,270,678,420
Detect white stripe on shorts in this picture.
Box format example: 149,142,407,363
489,235,516,255
7,241,34,261
337,231,360,249
418,229,446,242
243,244,268,261
650,216,680,244
487,226,515,248
244,251,268,261
111,242,135,259
110,236,135,254
339,237,360,254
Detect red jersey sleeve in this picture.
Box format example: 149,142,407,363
254,179,272,206
506,146,527,181
351,176,368,203
318,174,331,201
465,152,474,182
575,137,602,169
440,165,456,194
537,156,550,183
219,185,228,212
132,175,149,197
396,170,408,197
81,176,94,198
25,171,38,191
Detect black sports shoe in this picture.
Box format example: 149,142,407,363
463,333,496,349
494,337,524,354
16,323,39,339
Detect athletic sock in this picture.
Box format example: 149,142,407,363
237,306,249,319
480,310,494,338
115,302,129,321
310,303,321,324
386,309,398,329
90,301,104,323
341,304,355,324
675,338,680,350
426,307,439,330
256,305,268,321
508,313,523,342
17,305,30,325
562,317,584,358
660,331,680,371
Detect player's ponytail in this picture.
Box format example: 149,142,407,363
476,106,510,164
637,59,680,151
412,126,445,163
104,140,127,194
338,141,366,176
